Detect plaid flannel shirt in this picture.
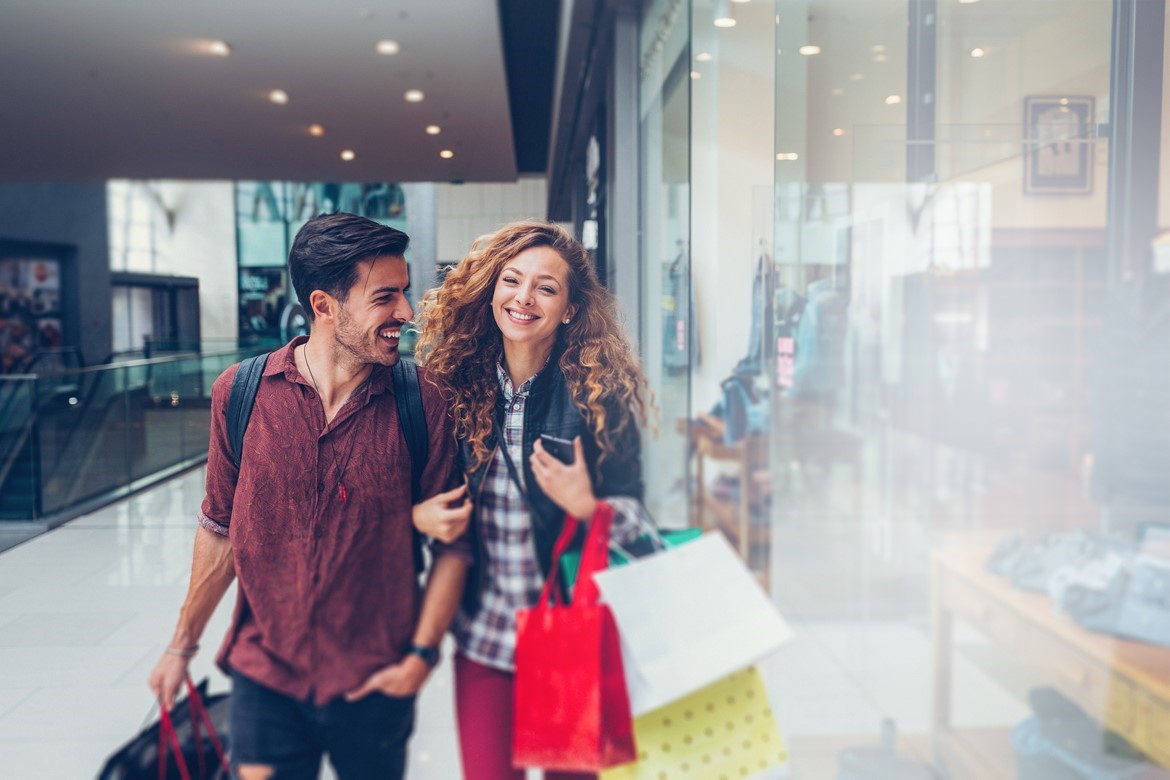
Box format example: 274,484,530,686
452,361,654,672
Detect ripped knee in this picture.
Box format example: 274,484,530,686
236,764,275,780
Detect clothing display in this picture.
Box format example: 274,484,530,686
792,277,848,400
735,250,776,377
662,248,699,373
987,532,1134,593
1050,553,1170,648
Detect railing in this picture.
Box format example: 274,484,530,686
0,346,268,524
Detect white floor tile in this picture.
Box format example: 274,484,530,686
0,611,137,647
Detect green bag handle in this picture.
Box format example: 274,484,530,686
561,527,703,591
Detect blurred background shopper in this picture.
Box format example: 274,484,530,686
415,222,656,780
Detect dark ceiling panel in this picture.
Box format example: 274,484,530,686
499,0,561,174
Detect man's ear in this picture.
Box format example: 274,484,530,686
309,289,335,323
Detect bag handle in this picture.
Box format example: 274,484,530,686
183,675,232,777
537,502,614,609
157,704,192,780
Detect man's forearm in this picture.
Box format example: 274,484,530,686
171,525,235,649
411,554,469,648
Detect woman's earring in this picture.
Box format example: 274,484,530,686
562,317,571,324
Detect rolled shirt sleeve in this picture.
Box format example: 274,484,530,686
198,364,242,537
604,495,660,548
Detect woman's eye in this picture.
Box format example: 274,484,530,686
503,277,518,285
540,287,556,295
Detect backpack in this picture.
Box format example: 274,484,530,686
225,352,428,572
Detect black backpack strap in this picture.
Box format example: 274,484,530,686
226,353,270,469
392,359,429,573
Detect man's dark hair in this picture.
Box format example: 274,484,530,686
288,213,410,320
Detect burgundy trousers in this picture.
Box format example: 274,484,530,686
454,653,597,780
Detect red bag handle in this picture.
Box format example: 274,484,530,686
537,501,614,609
184,675,232,777
157,704,192,780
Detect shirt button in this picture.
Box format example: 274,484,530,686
317,482,324,492
314,527,324,539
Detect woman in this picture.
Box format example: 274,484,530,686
413,222,656,780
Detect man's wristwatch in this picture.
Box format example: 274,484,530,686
407,643,440,668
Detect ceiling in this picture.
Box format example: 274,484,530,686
0,0,558,183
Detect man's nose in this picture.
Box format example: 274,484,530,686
397,299,415,323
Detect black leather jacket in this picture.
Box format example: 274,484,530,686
459,359,645,612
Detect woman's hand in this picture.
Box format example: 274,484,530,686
412,483,472,543
530,436,599,520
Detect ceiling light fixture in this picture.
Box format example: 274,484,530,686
970,47,985,58
873,53,888,63
425,125,441,135
850,72,864,81
958,0,981,4
691,70,701,80
207,40,231,57
695,52,714,62
714,0,736,27
404,89,425,103
872,44,886,53
832,87,845,96
885,94,902,105
375,40,400,56
833,128,845,136
340,150,356,161
776,152,800,161
799,45,822,55
268,89,289,105
308,124,325,137
439,149,455,159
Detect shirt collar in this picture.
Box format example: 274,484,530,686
497,356,549,400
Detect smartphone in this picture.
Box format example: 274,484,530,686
539,433,575,465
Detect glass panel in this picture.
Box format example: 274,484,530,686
764,0,1170,776
639,0,692,523
0,378,36,520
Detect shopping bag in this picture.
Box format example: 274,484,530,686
593,531,792,715
513,502,637,772
602,666,788,780
560,526,703,591
98,676,232,780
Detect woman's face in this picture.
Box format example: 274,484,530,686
491,245,576,355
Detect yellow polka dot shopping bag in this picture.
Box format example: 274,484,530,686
601,666,788,780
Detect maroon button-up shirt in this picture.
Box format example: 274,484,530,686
198,337,468,705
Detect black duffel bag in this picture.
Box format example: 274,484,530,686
98,676,231,780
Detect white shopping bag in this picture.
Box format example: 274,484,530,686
593,531,791,716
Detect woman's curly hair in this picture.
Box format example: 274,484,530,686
415,221,650,475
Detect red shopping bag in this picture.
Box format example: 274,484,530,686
513,502,637,772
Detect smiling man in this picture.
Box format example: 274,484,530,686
149,213,471,780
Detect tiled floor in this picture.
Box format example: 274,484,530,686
0,466,1030,778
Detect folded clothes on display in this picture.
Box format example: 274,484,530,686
1050,553,1170,648
986,532,1134,593
1012,687,1168,780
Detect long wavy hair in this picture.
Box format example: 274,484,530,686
416,221,650,476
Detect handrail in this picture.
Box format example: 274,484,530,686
20,348,256,380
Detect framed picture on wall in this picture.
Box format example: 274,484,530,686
1023,95,1095,195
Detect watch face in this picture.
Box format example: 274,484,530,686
411,645,438,665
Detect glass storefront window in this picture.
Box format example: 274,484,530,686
641,0,1170,776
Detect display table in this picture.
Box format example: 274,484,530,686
931,547,1170,768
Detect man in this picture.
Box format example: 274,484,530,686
150,213,473,780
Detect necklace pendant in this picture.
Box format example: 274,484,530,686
339,483,348,503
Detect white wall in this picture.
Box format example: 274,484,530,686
434,178,549,262
108,180,238,342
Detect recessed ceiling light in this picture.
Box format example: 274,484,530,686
799,45,822,55
832,87,844,96
776,152,800,161
439,149,455,159
714,17,736,27
375,39,400,56
207,40,231,57
404,89,425,103
833,128,845,136
268,89,289,105
850,72,864,81
308,124,325,137
872,44,886,53
714,0,736,28
885,94,902,105
1059,97,1070,105
340,149,356,161
873,54,888,63
959,0,981,4
425,125,442,135
695,52,714,62
691,70,701,80
731,0,751,3
970,47,986,58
